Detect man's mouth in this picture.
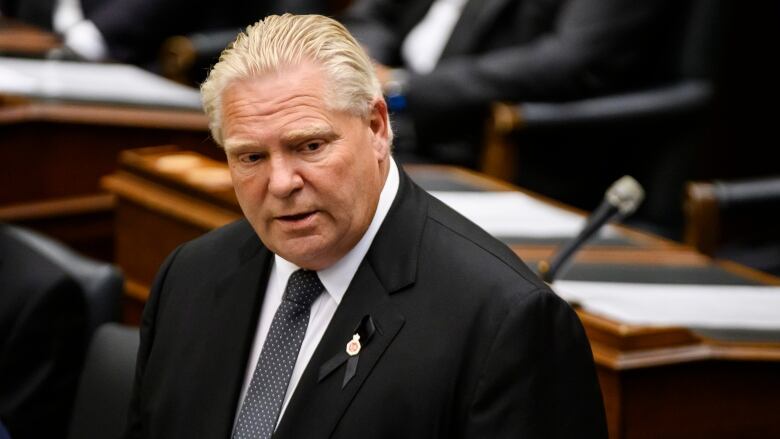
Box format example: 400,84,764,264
277,211,317,222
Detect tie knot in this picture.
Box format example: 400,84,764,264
284,269,324,307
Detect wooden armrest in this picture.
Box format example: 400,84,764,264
683,181,720,255
684,176,780,256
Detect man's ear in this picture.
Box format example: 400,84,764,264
368,98,391,159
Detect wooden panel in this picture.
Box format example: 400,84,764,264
0,102,216,204
0,96,220,258
616,360,780,438
115,199,219,293
102,147,240,307
597,368,623,439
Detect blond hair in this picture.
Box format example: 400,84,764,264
201,14,387,146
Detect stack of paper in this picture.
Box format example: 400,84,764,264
428,191,616,238
0,56,202,109
553,280,780,330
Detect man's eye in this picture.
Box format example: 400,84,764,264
239,153,264,163
304,141,322,152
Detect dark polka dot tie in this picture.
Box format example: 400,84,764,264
232,269,324,439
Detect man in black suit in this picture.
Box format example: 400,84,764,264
1,0,327,64
125,14,606,438
79,0,329,64
341,0,680,165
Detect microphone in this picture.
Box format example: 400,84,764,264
538,175,645,284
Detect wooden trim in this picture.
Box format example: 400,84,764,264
0,193,115,220
581,305,780,369
515,246,709,266
706,341,780,361
578,310,700,352
0,101,209,130
125,277,151,302
715,259,780,286
101,172,240,230
592,339,780,370
0,18,60,55
592,342,712,370
116,147,236,209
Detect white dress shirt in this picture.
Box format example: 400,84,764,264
401,0,469,74
234,158,400,428
53,0,108,60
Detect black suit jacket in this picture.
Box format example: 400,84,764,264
0,224,88,439
79,0,329,64
342,0,680,167
125,169,606,438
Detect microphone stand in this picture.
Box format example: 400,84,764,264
538,201,614,283
538,175,645,284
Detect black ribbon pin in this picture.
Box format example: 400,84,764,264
317,314,376,388
342,315,376,388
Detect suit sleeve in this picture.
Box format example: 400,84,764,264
404,0,675,116
123,244,183,439
340,0,416,65
463,288,607,438
86,0,329,63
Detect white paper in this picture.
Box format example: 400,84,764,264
0,64,38,93
553,280,780,330
428,191,616,238
0,57,202,109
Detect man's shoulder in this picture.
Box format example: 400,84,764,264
189,218,255,245
172,218,260,267
421,192,547,295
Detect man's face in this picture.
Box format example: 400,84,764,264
221,62,391,270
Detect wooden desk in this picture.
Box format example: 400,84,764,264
0,96,218,259
103,146,780,438
0,18,60,56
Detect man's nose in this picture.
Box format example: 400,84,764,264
267,155,304,197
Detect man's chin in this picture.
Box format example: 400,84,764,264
269,236,335,270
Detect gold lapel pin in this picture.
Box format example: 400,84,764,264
345,333,361,356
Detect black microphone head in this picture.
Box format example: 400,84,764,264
605,175,645,216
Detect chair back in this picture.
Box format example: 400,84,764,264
67,323,140,439
685,176,780,276
5,225,123,335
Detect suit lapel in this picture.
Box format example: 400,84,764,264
441,0,515,57
275,261,405,438
195,229,273,437
274,169,428,438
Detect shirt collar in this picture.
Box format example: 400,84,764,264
274,157,400,305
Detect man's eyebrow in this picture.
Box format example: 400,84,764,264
280,126,338,143
223,139,257,153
